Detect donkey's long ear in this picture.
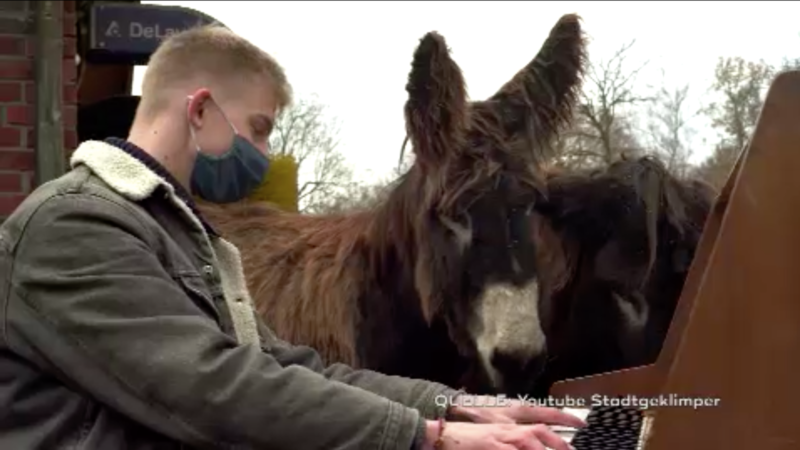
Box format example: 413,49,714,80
405,32,468,171
490,14,587,150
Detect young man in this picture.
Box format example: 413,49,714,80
0,26,583,449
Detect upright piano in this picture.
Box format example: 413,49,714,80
552,70,800,449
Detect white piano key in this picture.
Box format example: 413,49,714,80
551,408,590,443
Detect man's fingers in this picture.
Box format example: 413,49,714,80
495,443,518,450
503,424,568,450
519,439,547,450
515,406,587,428
531,424,574,450
494,414,517,425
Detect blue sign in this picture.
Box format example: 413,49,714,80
88,3,225,65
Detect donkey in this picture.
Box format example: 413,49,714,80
198,14,588,394
525,156,716,397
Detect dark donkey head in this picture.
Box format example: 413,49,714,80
529,157,715,396
383,14,586,394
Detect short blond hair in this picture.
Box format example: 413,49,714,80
140,25,292,115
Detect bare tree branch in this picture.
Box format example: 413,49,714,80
693,57,774,189
317,134,415,214
317,175,400,214
269,95,355,213
701,57,773,151
778,57,800,72
552,40,651,170
646,72,694,177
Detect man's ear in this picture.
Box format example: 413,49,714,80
186,88,213,127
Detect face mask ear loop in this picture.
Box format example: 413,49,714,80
206,96,240,136
186,95,203,153
188,125,202,153
221,114,240,136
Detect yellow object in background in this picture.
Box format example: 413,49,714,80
247,154,299,212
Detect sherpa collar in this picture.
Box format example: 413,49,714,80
69,139,217,235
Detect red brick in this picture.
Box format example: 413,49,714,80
13,108,76,139
63,37,76,58
62,57,76,84
4,105,32,126
28,82,79,106
0,35,25,57
24,36,34,58
63,83,77,104
63,105,77,128
0,172,23,192
0,194,27,215
0,151,34,171
0,127,21,147
64,128,77,150
23,82,33,104
20,170,32,193
63,14,76,37
0,82,22,103
28,128,79,150
0,60,32,80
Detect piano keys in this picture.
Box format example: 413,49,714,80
559,406,653,450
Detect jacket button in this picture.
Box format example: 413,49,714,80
202,265,214,275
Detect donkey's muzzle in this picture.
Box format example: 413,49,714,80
490,347,548,396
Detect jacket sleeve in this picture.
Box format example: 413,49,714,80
258,319,461,421
3,193,424,450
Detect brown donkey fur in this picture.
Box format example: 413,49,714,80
199,14,588,394
527,156,716,396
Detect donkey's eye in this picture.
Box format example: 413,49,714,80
439,214,472,249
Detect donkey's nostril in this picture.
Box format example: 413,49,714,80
490,348,527,375
490,348,548,393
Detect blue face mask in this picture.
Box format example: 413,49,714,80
188,97,271,204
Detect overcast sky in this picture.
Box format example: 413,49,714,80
133,1,800,184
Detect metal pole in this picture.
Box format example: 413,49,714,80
33,1,65,187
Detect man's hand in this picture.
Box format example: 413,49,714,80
421,420,575,450
449,395,586,428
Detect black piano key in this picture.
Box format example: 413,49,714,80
570,405,644,450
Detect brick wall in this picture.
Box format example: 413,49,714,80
0,0,77,216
